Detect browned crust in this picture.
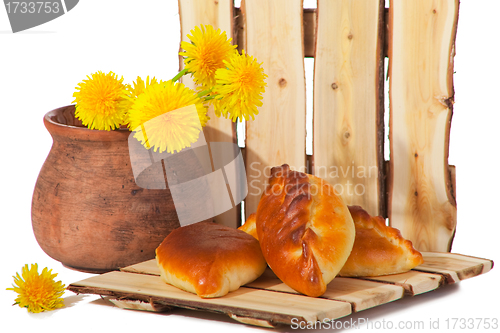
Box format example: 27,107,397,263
156,222,266,298
256,164,354,297
238,213,258,239
339,206,424,277
349,206,423,260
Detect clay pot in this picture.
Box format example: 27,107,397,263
32,105,181,273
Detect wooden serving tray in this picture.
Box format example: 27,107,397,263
67,252,493,328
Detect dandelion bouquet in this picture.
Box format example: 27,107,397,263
72,24,267,154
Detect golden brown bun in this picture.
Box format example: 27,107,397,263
338,206,424,277
241,213,258,239
238,213,258,239
256,164,355,297
242,203,424,279
155,222,267,298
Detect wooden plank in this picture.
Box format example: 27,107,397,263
122,252,494,287
247,272,403,312
178,0,240,228
70,252,493,327
106,296,278,328
236,7,316,58
178,0,235,143
237,7,391,59
387,0,459,251
106,297,172,312
242,0,306,218
326,278,402,312
68,271,352,326
120,259,159,275
360,270,443,296
313,0,385,217
414,252,494,284
125,262,415,310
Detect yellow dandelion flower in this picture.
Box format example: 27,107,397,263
72,71,129,131
125,76,159,127
127,80,209,154
6,264,65,313
213,50,267,122
127,76,158,99
180,24,236,88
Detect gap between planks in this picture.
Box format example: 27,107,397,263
120,262,434,311
68,252,492,327
68,271,352,326
120,262,391,312
115,252,493,312
120,252,492,291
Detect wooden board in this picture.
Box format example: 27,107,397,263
236,7,315,59
246,272,404,312
313,0,385,217
178,0,240,228
387,0,459,251
69,271,351,327
361,270,443,295
68,252,492,328
242,0,307,218
415,252,493,284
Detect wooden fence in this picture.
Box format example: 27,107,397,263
178,0,458,252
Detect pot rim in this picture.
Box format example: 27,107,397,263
44,105,131,141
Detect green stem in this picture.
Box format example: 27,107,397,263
203,95,217,101
171,68,189,82
197,88,214,98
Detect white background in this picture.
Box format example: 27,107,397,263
1,1,499,332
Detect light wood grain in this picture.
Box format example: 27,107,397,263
236,7,316,58
246,272,403,312
178,0,240,228
122,253,493,287
120,259,159,275
361,270,443,295
387,0,459,251
326,278,402,312
242,0,306,218
313,0,385,216
69,252,493,327
422,252,493,274
69,271,352,326
415,252,493,283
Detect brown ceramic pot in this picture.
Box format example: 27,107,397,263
32,105,181,273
